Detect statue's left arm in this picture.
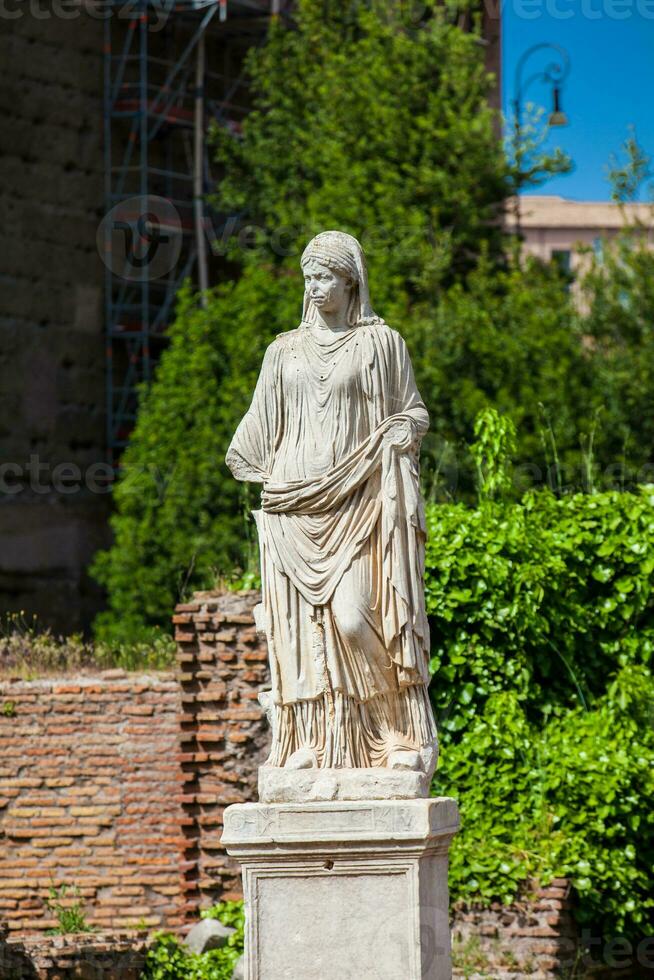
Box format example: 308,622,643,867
378,328,430,676
386,329,429,446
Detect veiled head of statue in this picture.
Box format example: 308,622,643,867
300,231,375,328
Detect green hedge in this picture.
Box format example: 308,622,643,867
425,460,654,941
425,485,654,733
434,667,654,940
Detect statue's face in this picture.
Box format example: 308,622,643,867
303,260,351,314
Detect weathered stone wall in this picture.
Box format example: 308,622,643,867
452,880,578,978
0,15,110,633
174,590,270,918
0,929,148,980
0,670,184,934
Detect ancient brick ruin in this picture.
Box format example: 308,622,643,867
0,592,600,978
0,671,184,933
174,590,270,913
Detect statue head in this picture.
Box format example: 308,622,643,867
300,231,375,328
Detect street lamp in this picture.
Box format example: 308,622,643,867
512,42,571,236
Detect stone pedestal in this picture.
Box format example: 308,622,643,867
222,797,459,980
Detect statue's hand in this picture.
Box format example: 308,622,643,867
384,420,417,453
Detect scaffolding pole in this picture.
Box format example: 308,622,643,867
103,0,280,465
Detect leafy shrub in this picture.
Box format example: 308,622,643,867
46,884,94,935
426,414,654,941
142,903,244,980
425,484,654,733
435,667,654,941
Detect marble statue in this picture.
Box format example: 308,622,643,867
223,233,459,979
226,231,438,780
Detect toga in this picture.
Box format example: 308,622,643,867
226,319,436,768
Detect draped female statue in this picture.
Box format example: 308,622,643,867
226,231,437,777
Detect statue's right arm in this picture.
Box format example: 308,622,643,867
225,444,266,483
224,342,278,483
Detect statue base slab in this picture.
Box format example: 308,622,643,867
222,797,460,980
258,765,429,803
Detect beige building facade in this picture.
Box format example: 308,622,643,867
509,194,654,275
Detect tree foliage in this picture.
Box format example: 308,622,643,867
578,226,654,485
213,0,512,296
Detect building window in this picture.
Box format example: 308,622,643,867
551,249,571,274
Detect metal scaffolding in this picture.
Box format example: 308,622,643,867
103,0,280,464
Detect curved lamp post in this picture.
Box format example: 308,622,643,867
512,42,571,236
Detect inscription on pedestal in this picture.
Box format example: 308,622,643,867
223,800,434,843
278,806,372,835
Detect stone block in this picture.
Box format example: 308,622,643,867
259,765,428,803
184,918,236,954
222,797,459,980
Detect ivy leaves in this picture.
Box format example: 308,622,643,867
426,485,654,731
425,430,654,941
435,669,654,941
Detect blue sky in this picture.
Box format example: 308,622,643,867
502,0,654,200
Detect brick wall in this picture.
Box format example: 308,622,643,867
452,880,578,978
0,670,184,934
174,590,270,918
0,929,148,980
